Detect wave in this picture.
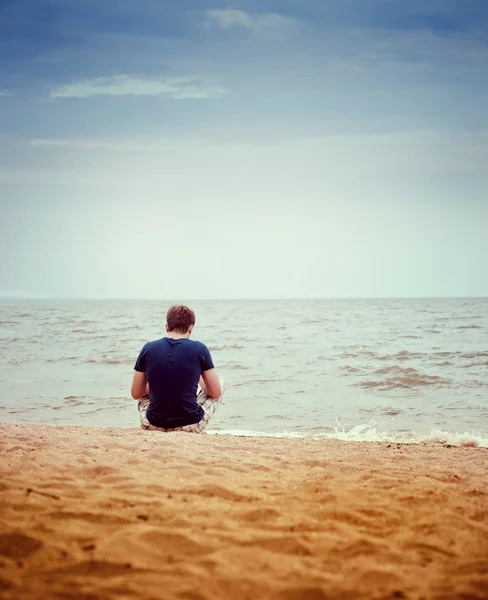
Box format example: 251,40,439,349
341,365,362,373
80,357,130,365
46,357,84,363
357,366,450,390
208,425,488,448
464,361,488,368
340,350,488,362
209,344,246,352
220,361,250,370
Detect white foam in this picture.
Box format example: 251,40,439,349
207,429,305,439
207,425,488,447
416,428,488,448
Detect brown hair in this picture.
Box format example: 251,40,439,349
166,305,196,333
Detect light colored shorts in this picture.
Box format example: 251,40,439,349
137,379,224,434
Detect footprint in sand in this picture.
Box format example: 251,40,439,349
44,560,144,577
0,533,43,560
240,508,281,523
181,484,255,503
243,536,312,556
0,575,15,591
273,586,329,600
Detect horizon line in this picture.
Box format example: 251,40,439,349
1,296,487,301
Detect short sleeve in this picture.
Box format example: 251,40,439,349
134,344,149,372
198,343,215,372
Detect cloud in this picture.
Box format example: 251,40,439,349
49,75,231,100
0,90,11,96
205,8,298,32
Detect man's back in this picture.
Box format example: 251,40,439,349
134,337,214,428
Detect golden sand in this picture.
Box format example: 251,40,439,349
0,424,487,600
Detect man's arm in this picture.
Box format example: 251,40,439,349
200,368,222,400
131,371,147,400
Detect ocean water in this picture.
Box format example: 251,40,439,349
1,299,487,446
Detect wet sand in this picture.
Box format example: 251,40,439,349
0,423,487,600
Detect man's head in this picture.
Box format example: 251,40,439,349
166,305,196,335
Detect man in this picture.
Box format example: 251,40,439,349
131,305,223,433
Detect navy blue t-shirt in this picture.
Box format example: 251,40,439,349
134,337,214,428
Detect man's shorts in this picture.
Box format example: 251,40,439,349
137,379,224,434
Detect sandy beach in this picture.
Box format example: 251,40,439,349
0,424,486,600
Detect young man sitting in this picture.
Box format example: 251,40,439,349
131,305,223,433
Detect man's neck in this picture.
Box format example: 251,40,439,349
167,332,191,340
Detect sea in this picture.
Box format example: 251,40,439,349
1,298,487,447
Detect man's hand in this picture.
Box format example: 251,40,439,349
201,368,222,400
131,371,147,399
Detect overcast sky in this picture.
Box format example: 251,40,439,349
0,0,487,299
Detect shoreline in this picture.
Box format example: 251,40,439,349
1,423,487,599
1,420,487,448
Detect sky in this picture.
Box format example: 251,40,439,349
0,0,487,299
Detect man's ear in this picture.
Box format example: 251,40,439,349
188,324,194,335
165,323,169,333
